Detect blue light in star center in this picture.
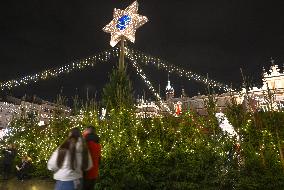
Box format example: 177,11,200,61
116,15,131,30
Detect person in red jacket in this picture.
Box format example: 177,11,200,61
83,130,102,190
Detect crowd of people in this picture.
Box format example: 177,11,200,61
1,125,102,190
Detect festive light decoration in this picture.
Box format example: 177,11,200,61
127,51,161,101
0,48,119,90
126,50,171,113
0,0,283,185
175,101,182,115
0,47,233,95
126,48,233,92
103,1,148,47
1,101,283,188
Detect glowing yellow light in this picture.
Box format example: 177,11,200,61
103,1,148,47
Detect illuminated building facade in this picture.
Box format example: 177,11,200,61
0,96,70,129
136,63,284,117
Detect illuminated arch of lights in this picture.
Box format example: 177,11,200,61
126,48,233,92
0,48,120,91
126,50,171,112
0,47,232,97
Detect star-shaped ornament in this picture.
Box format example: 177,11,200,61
103,1,148,47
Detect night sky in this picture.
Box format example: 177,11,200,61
1,0,284,103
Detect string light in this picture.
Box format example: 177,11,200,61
127,48,233,92
0,47,233,95
126,50,171,113
0,48,119,90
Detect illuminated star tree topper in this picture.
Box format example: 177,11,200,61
103,1,148,47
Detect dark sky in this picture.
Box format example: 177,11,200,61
0,0,284,103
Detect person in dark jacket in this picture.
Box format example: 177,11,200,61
83,130,102,190
82,125,96,138
16,155,32,181
2,144,16,180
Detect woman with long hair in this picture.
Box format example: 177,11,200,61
48,127,92,190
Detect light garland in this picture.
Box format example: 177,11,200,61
0,48,119,90
127,48,233,92
0,47,234,96
126,50,171,113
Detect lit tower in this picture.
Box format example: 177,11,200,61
165,74,174,100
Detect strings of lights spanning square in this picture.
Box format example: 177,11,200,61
126,48,233,92
0,48,119,91
0,48,231,94
126,50,171,113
